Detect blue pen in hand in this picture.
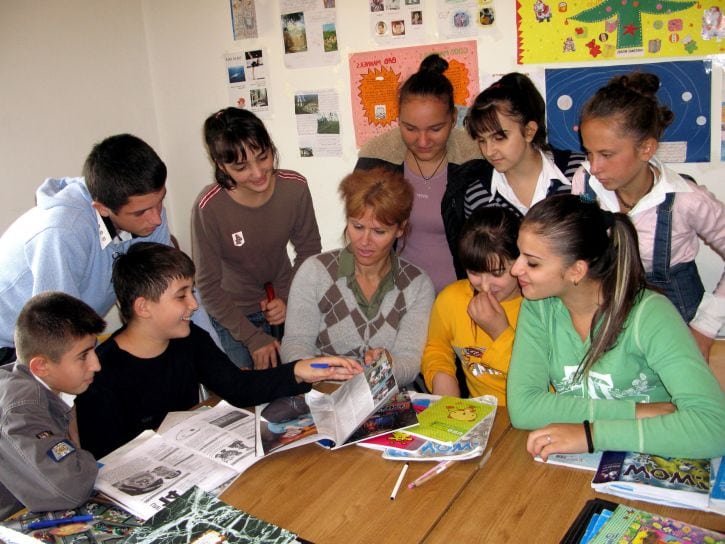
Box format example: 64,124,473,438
310,363,330,368
27,515,94,530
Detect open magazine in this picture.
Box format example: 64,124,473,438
94,401,257,520
256,352,412,454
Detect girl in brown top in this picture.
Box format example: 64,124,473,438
192,108,321,369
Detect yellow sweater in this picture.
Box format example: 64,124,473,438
422,280,522,405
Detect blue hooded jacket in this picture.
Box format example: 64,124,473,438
0,177,170,347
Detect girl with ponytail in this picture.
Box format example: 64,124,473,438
507,194,725,460
355,54,487,292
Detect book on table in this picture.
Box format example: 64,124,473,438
377,394,498,462
588,503,724,544
535,452,604,471
710,456,725,515
94,400,258,520
402,395,496,445
591,451,720,512
4,493,143,543
561,500,725,544
123,486,302,544
256,351,417,454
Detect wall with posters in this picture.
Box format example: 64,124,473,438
1,0,723,319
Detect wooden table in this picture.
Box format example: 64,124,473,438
221,409,511,543
424,428,725,543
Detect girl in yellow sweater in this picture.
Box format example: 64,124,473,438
422,207,522,404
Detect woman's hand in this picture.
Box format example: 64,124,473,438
526,423,589,462
635,402,676,419
261,297,286,326
294,356,364,383
468,290,508,340
252,340,281,369
363,347,392,366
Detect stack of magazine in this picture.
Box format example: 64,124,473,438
537,448,725,514
590,451,725,513
357,393,498,462
92,352,417,519
561,499,724,544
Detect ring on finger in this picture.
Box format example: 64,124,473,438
546,434,552,444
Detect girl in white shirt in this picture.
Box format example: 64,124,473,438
572,72,724,360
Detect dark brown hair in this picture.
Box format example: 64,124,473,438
398,54,454,114
581,72,674,143
523,195,646,378
15,292,105,363
464,72,548,150
113,242,196,324
458,207,521,274
203,107,278,190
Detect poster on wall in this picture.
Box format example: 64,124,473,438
230,0,258,40
294,89,342,157
348,40,479,147
225,49,271,117
517,1,725,64
280,0,339,69
545,60,711,163
369,0,426,45
436,0,496,40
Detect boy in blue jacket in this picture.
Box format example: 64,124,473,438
0,134,169,362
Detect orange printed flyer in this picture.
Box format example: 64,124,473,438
348,40,478,147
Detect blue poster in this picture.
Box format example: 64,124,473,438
545,60,711,163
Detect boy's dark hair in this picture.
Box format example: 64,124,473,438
458,207,521,274
14,292,106,363
203,108,279,190
113,242,196,323
83,134,167,212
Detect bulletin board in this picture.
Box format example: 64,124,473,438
517,1,725,64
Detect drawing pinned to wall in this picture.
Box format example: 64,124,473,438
294,89,342,157
370,0,426,44
437,0,496,40
349,40,479,147
225,48,271,118
517,1,725,64
280,0,339,68
230,0,258,40
545,60,711,163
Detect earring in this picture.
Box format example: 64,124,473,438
573,279,580,287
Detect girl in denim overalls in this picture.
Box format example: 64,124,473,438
571,72,724,360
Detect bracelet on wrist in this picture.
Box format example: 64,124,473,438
583,420,594,454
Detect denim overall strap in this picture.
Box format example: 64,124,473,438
645,192,704,322
648,192,675,282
